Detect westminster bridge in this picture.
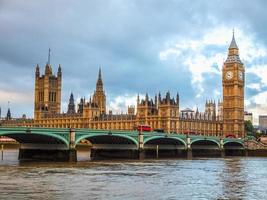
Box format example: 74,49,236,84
0,127,253,161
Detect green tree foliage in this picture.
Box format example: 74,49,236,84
245,120,254,135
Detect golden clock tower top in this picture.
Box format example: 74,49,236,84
225,31,242,64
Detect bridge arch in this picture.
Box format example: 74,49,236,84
191,139,220,149
223,141,244,149
144,136,186,147
75,133,138,147
0,131,69,147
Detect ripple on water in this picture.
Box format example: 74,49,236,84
1,151,267,199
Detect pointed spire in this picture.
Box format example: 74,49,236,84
166,91,170,102
70,92,74,101
176,92,179,104
67,93,75,114
35,64,40,77
226,29,241,63
6,101,11,120
145,93,149,102
47,48,51,65
57,64,62,77
98,67,102,80
229,29,238,49
6,108,11,120
96,67,103,90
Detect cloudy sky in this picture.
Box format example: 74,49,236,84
0,0,267,124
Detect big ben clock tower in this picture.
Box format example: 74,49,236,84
222,32,245,138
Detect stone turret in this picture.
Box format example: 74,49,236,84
92,67,106,114
6,108,11,120
67,93,76,114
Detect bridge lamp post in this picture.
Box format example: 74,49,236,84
69,128,75,150
138,125,145,159
186,135,192,159
138,126,144,149
220,137,225,157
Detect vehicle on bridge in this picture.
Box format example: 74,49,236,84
225,134,236,138
134,125,152,132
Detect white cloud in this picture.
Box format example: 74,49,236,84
0,89,32,105
107,94,138,114
159,26,232,97
159,26,267,123
253,91,267,105
247,64,267,86
247,83,261,91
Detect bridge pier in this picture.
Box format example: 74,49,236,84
138,130,145,160
138,149,145,160
245,149,248,157
18,148,76,161
68,128,77,162
68,149,77,162
186,137,192,159
187,149,192,159
221,149,225,157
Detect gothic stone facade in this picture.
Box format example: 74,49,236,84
1,34,245,138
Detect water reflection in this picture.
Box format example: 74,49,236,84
1,149,267,199
220,158,247,199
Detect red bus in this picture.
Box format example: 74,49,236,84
137,125,152,132
225,134,236,138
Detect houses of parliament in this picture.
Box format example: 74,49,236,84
0,33,245,138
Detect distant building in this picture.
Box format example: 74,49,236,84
259,115,267,130
244,111,253,123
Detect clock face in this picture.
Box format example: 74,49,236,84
226,71,233,80
238,71,243,80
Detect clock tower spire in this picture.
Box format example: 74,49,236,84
222,31,245,138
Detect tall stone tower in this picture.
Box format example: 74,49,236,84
92,68,106,114
222,32,245,138
34,64,62,119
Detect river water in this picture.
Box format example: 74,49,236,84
0,149,267,200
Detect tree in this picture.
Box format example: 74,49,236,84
245,120,254,135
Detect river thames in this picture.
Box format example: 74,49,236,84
0,149,267,200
